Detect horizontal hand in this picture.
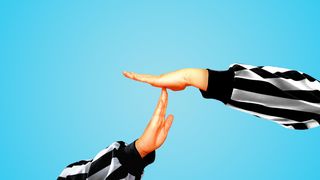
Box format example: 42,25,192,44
123,68,208,91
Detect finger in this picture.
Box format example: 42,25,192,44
153,88,167,117
159,88,168,117
123,71,157,84
160,88,168,117
164,114,174,134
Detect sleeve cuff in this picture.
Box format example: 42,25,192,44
199,68,235,104
118,140,156,176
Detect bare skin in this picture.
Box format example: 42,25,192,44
135,88,174,158
123,68,209,92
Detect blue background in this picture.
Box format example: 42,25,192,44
1,1,320,179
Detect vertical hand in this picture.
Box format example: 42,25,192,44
135,88,174,158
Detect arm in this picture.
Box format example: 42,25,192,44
124,64,320,130
57,141,154,180
58,89,174,179
202,64,320,130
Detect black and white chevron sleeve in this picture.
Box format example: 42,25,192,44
57,141,155,180
200,63,320,130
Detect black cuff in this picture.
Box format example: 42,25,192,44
117,140,156,176
199,68,235,104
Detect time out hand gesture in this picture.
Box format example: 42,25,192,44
135,88,174,158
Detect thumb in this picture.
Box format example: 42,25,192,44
164,114,174,134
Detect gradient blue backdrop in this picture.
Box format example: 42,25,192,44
1,1,320,179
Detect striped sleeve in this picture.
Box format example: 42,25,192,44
57,141,155,180
200,63,320,130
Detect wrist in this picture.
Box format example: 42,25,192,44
120,140,156,176
183,68,193,87
185,68,208,91
135,139,149,158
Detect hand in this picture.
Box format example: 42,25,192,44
123,68,208,91
135,88,174,158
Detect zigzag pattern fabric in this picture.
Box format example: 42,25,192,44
57,141,155,180
201,64,320,130
227,64,320,130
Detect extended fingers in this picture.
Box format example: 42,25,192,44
123,71,157,84
154,88,168,117
160,88,168,117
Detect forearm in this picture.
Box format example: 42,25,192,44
58,141,155,180
199,63,320,130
